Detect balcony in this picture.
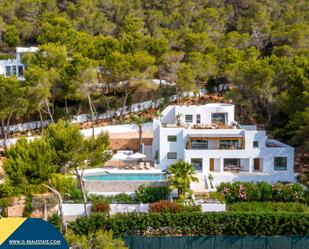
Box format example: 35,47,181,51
186,137,244,150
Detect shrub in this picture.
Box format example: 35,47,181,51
89,193,136,204
135,185,170,203
91,201,110,213
48,213,61,231
149,200,181,213
208,192,225,203
0,183,21,197
227,202,309,212
149,201,200,213
217,182,305,203
69,212,309,236
22,194,33,217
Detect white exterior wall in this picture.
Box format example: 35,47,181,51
161,104,235,126
153,104,296,184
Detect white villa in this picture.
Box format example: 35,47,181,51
0,47,38,80
152,103,296,189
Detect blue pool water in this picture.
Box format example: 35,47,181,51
84,173,166,181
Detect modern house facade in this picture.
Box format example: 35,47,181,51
0,47,38,80
152,104,296,187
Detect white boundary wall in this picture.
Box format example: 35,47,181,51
0,91,197,135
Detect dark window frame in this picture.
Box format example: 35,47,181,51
211,113,227,125
274,157,287,170
196,114,201,124
191,158,203,171
191,139,208,149
167,135,177,142
167,152,177,159
185,114,193,123
253,141,259,148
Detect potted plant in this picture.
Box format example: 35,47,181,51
208,174,214,189
176,113,182,126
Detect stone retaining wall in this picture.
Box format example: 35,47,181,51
84,180,168,192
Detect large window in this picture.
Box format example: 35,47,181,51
274,157,287,170
12,66,17,75
5,66,11,76
211,113,227,124
18,66,24,76
253,141,259,148
196,114,201,124
191,139,208,149
185,115,193,123
167,135,177,142
191,158,203,171
219,140,240,149
224,159,240,169
167,152,177,159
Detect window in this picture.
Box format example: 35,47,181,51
274,157,287,170
185,115,193,123
191,139,208,149
12,65,17,75
167,152,177,159
253,141,259,148
167,135,177,142
219,140,240,149
5,66,11,76
196,114,201,124
224,158,240,169
211,113,227,124
191,158,203,171
18,66,24,76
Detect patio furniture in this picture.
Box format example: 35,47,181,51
145,162,150,170
138,162,144,170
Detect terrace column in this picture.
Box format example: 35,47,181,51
203,158,209,174
219,157,224,173
249,156,254,173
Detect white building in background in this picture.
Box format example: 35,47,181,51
0,47,38,80
152,103,295,189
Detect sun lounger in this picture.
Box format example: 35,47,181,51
138,162,144,170
145,162,150,170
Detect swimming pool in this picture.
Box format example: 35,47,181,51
84,173,166,181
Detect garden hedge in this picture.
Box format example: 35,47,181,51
227,202,309,213
217,182,305,203
69,212,309,236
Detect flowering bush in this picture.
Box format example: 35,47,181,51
149,200,200,213
91,201,110,213
217,182,305,203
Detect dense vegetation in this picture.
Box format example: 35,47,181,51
217,182,305,203
69,212,309,236
0,0,307,152
227,202,309,213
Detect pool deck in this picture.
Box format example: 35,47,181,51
82,167,163,177
82,167,167,193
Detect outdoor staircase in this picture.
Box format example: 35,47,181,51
190,174,209,193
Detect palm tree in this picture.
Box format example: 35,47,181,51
130,114,147,152
166,160,198,198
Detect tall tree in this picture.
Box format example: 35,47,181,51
130,114,147,152
74,66,99,138
25,65,54,127
0,76,28,148
45,120,111,217
103,51,157,119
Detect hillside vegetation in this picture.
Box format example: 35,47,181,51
0,0,307,152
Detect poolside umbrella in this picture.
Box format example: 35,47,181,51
129,152,146,160
112,152,129,167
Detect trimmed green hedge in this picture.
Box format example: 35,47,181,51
217,182,305,203
228,202,309,212
69,212,309,236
